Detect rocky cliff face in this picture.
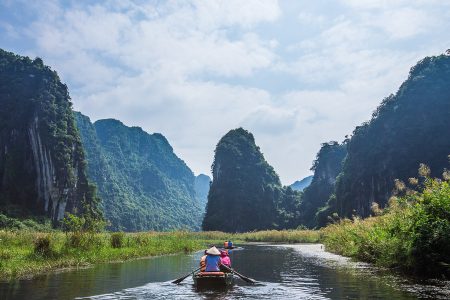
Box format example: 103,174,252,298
0,49,100,223
331,54,450,219
299,142,347,228
27,115,65,220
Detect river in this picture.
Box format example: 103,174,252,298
1,244,449,299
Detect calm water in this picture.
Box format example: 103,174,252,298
1,244,449,299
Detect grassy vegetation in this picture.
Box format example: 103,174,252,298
322,171,450,277
1,169,447,280
0,214,53,231
0,229,322,281
186,230,322,243
0,231,222,281
236,230,321,243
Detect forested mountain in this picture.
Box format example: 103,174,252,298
75,112,202,231
290,176,313,191
202,128,302,232
195,174,211,211
0,49,101,224
318,54,450,222
299,142,347,228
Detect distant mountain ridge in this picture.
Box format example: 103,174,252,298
75,112,202,231
195,174,211,212
290,176,313,191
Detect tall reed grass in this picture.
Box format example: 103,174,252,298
322,175,450,277
0,230,212,280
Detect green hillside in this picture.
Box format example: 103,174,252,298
202,128,302,232
75,113,202,231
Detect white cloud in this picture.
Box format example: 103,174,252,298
241,105,297,134
1,0,449,184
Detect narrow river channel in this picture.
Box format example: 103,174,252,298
1,244,449,299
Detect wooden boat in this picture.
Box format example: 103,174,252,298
193,271,234,289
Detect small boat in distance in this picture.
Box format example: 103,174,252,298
223,240,235,249
193,271,234,289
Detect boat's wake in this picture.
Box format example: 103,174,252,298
76,278,327,300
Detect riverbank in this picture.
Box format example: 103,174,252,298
0,231,223,281
2,175,448,281
0,229,323,281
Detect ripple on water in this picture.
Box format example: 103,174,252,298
73,244,449,300
280,244,450,300
77,279,331,300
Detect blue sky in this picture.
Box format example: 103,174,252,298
1,0,449,184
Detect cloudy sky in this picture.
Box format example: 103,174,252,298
1,0,449,184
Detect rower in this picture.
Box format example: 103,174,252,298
199,250,207,272
205,246,222,272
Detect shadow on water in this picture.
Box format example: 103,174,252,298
1,244,449,299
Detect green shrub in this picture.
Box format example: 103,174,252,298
408,178,450,275
111,232,125,248
67,232,83,248
62,214,85,233
34,234,53,257
322,168,450,277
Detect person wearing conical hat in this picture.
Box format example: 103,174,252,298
205,246,222,272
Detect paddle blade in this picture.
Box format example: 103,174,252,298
244,277,256,284
229,268,256,284
172,267,200,284
237,273,256,284
172,273,190,284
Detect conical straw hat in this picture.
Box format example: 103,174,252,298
206,246,221,256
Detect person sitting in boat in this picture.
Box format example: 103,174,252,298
219,250,231,272
199,250,207,272
205,246,222,272
223,240,233,249
220,250,231,267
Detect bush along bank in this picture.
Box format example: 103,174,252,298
322,164,450,278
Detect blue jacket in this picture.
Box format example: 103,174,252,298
205,255,221,272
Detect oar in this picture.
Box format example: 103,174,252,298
172,267,201,284
222,265,256,284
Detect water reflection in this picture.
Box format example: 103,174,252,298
1,244,448,299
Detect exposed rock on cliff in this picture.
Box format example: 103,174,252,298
0,49,101,223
